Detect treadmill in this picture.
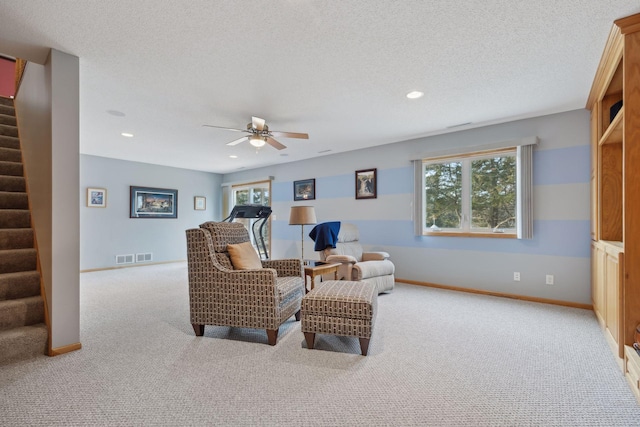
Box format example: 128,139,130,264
223,204,272,259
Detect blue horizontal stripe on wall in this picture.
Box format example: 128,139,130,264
316,174,352,198
272,220,320,241
273,219,590,258
272,166,414,202
379,167,413,195
275,145,589,203
533,145,590,186
272,181,295,202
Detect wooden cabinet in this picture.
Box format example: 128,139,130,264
625,345,640,403
592,241,624,363
587,13,640,371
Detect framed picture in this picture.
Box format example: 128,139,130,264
87,187,107,208
194,196,206,210
293,178,316,201
355,168,377,199
130,186,178,218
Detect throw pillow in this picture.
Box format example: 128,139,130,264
227,241,263,270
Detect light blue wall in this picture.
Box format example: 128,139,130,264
223,109,592,305
80,155,223,270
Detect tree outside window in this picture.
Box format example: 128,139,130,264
423,150,516,234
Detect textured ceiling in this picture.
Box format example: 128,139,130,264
0,1,638,174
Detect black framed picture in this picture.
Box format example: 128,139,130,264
130,186,178,218
355,168,377,199
293,178,316,201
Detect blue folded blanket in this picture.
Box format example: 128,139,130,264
308,221,341,251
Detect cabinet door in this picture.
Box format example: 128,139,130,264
592,243,606,324
605,251,620,344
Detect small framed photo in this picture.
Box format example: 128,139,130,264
293,178,315,201
355,168,377,199
194,196,206,210
87,187,107,208
130,186,178,218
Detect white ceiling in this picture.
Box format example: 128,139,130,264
0,1,638,174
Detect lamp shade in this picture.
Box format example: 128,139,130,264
289,206,317,225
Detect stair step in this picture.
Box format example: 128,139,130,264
0,114,16,127
0,135,20,151
0,160,23,176
0,209,30,228
0,228,33,250
0,248,36,274
0,295,44,331
0,175,25,192
0,323,47,365
0,147,21,163
0,271,40,301
0,192,28,209
0,97,13,107
0,124,17,138
0,104,14,117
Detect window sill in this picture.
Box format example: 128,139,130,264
424,231,516,239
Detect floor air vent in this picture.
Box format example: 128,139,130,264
115,254,135,265
136,253,153,263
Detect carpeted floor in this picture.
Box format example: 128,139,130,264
1,262,639,426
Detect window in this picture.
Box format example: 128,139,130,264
424,150,517,235
418,145,533,237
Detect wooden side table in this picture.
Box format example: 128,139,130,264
303,261,341,293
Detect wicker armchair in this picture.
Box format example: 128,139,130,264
185,221,304,345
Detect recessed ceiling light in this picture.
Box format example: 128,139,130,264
406,91,424,99
121,132,134,138
229,155,238,159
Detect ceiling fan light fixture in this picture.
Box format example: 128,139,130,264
249,135,266,147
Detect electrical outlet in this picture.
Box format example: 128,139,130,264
546,274,554,285
513,272,520,281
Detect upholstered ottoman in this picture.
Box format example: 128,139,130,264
301,280,377,356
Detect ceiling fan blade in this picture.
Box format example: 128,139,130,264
227,136,249,146
265,137,287,150
203,124,248,133
252,116,266,131
270,131,309,139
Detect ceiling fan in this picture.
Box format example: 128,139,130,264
203,116,309,150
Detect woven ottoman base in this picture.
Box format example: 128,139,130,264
301,280,377,356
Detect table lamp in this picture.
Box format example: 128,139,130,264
289,206,317,261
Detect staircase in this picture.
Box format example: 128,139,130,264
0,96,48,364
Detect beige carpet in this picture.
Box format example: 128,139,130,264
0,262,638,426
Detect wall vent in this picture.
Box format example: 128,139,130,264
115,254,134,265
136,253,153,263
